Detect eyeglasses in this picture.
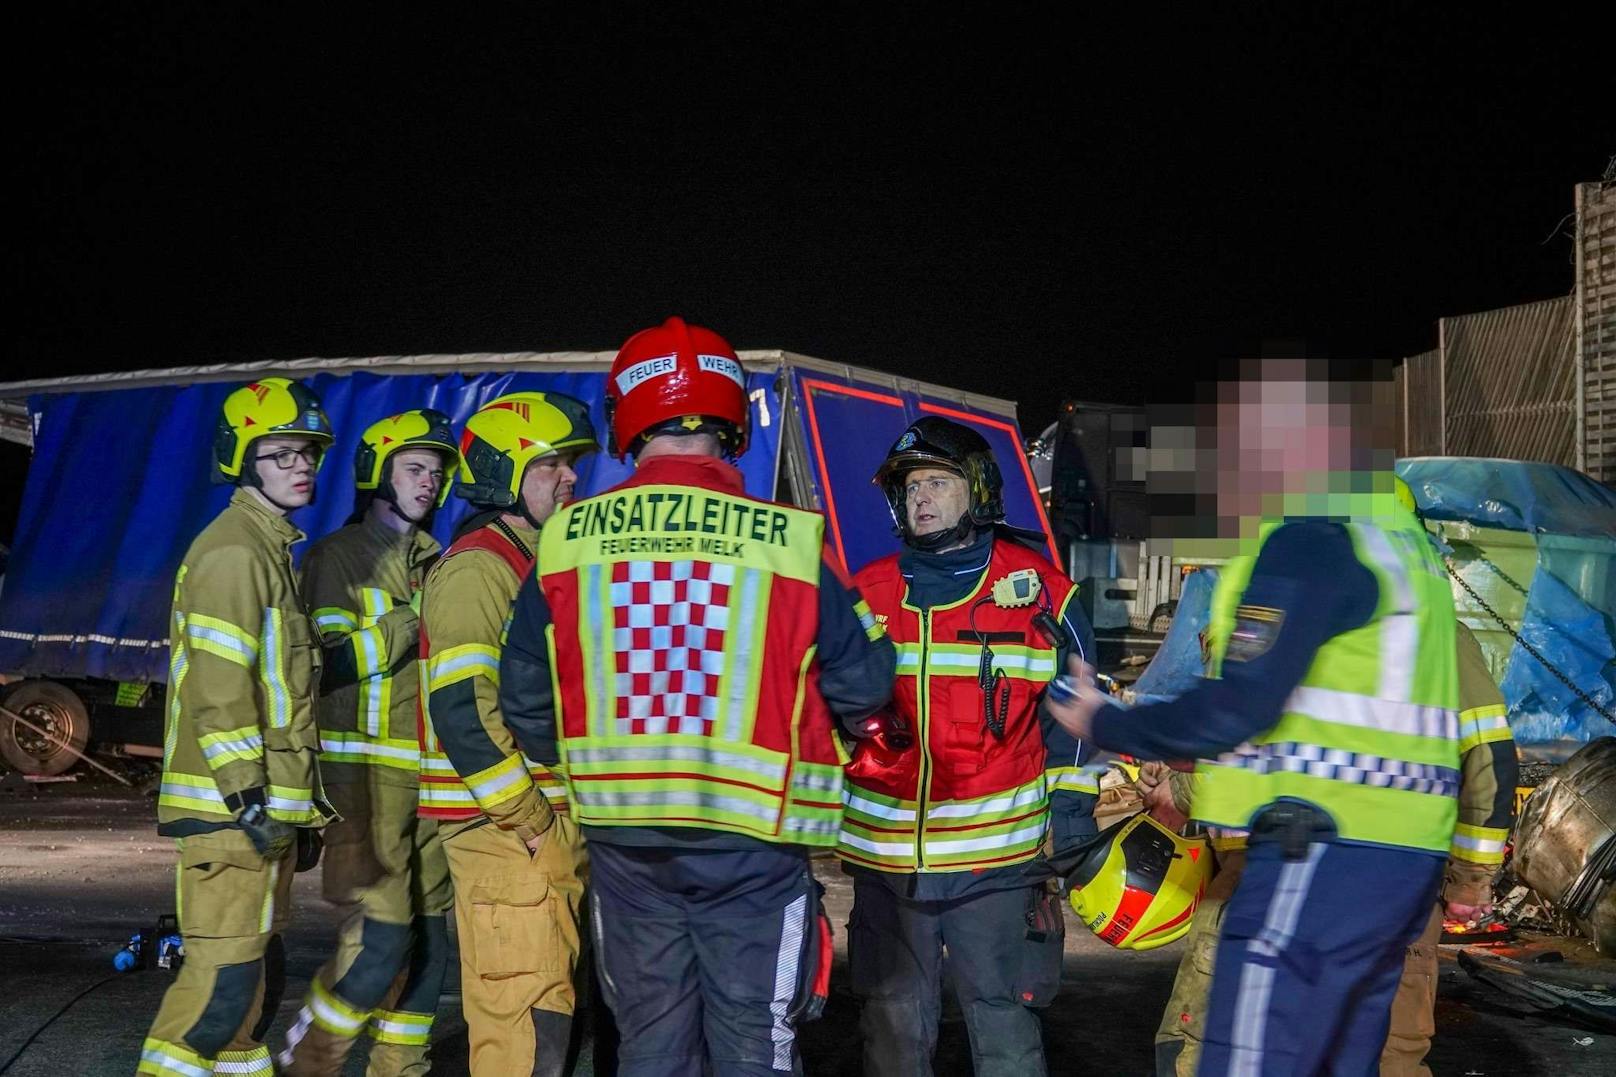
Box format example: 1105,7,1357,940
254,446,323,470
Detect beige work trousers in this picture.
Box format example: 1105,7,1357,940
441,815,588,1076
137,829,296,1075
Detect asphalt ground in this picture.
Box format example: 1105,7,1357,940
1,782,1611,1075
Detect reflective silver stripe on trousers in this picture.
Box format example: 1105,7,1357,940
770,893,808,1071
1229,842,1326,1077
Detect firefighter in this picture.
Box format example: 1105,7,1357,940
838,415,1098,1077
1144,478,1519,1077
498,316,897,1076
415,391,596,1077
138,377,335,1076
1049,359,1464,1076
1381,475,1517,1076
278,410,459,1075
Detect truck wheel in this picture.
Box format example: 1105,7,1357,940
0,681,91,776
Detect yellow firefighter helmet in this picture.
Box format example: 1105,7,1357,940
1065,813,1212,951
354,408,460,507
455,391,599,508
214,377,334,484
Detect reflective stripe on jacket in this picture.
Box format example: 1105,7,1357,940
302,516,437,782
839,539,1083,873
158,489,326,830
541,479,845,846
416,521,566,831
1193,499,1461,854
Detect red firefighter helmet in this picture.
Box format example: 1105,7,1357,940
604,316,750,460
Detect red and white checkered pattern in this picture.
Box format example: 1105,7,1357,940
611,560,734,735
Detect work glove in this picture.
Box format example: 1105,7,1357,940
227,789,296,861
295,828,324,873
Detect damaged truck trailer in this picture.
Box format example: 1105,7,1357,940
0,349,1055,775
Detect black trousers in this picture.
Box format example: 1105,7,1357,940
589,843,825,1077
848,876,1062,1077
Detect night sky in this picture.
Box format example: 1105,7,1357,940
12,4,1611,436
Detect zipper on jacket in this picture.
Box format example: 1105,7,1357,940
916,608,933,871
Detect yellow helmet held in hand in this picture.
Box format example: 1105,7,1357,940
455,391,599,509
1065,813,1211,951
355,408,460,508
214,377,334,484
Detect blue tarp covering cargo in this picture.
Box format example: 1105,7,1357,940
1398,457,1616,756
1127,458,1616,757
0,351,1053,685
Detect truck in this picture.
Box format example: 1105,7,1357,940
0,348,1056,775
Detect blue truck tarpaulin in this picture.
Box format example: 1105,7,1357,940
0,365,1051,685
0,369,789,683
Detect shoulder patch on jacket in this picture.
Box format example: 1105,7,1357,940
1226,604,1284,663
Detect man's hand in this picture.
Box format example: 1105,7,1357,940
236,802,296,861
524,831,547,856
1136,762,1189,830
1044,656,1109,742
1444,900,1493,923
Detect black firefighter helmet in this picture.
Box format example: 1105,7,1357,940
873,416,1006,550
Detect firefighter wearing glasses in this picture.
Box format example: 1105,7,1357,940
415,391,598,1076
278,410,459,1075
839,416,1097,1077
499,317,896,1076
139,378,335,1077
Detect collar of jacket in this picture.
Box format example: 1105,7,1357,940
229,486,306,547
360,507,437,556
898,528,993,610
620,453,747,496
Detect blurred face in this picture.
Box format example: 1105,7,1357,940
903,467,969,537
387,448,448,523
251,435,321,511
517,452,583,526
1214,373,1354,519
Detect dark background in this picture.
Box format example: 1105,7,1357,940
8,4,1610,437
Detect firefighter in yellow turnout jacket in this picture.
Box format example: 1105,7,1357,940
279,411,459,1076
139,378,335,1077
416,392,597,1077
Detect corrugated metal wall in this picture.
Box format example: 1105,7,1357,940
1578,180,1616,483
1443,297,1576,464
1398,298,1577,466
1402,348,1443,456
